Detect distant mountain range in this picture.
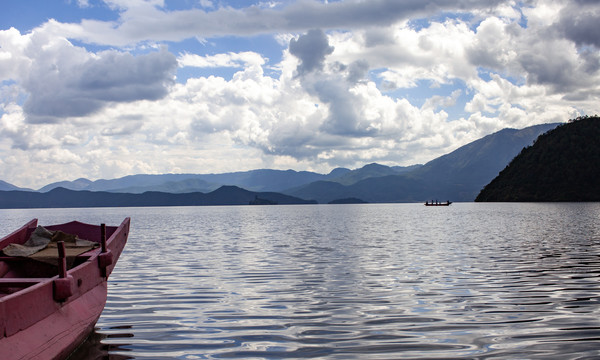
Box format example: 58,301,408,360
476,116,600,201
32,169,350,193
0,186,316,208
283,122,560,203
0,122,560,207
0,180,32,192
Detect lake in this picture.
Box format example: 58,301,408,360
1,203,600,359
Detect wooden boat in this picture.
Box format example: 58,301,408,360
425,201,452,206
0,217,130,360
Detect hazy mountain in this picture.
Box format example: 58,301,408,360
0,186,316,209
0,180,32,192
283,181,349,203
107,178,219,194
32,164,412,195
285,174,430,204
476,116,600,202
341,175,429,203
197,169,330,192
283,163,424,200
326,167,352,178
330,163,408,185
38,169,338,193
40,174,202,192
286,122,560,203
391,164,423,173
39,178,93,192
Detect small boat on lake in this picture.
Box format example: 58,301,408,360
0,217,130,360
425,200,452,206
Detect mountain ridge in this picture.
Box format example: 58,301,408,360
476,116,600,201
0,180,32,192
0,185,317,209
35,169,344,193
284,122,560,203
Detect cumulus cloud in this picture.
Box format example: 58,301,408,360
289,29,334,76
346,60,370,84
555,1,600,48
289,30,381,138
465,6,600,93
0,28,30,83
27,50,176,122
0,27,177,123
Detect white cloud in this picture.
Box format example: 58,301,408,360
199,0,214,9
178,51,265,69
1,0,600,188
327,20,479,90
0,28,31,82
0,26,177,124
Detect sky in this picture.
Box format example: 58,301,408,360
0,0,598,189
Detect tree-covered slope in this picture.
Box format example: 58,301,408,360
476,116,600,202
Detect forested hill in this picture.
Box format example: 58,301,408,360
476,116,600,202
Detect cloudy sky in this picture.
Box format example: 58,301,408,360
1,0,598,189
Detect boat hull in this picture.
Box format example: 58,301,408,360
1,282,107,360
0,217,129,360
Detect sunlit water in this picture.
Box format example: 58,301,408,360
1,203,600,359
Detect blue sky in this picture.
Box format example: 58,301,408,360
0,0,598,189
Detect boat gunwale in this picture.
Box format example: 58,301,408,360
0,219,37,250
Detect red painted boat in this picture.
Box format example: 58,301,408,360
0,217,130,360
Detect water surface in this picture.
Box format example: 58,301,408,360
1,203,599,359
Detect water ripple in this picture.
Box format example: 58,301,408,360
3,203,599,359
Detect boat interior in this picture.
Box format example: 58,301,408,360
0,223,115,298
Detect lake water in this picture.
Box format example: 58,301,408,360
1,203,600,359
